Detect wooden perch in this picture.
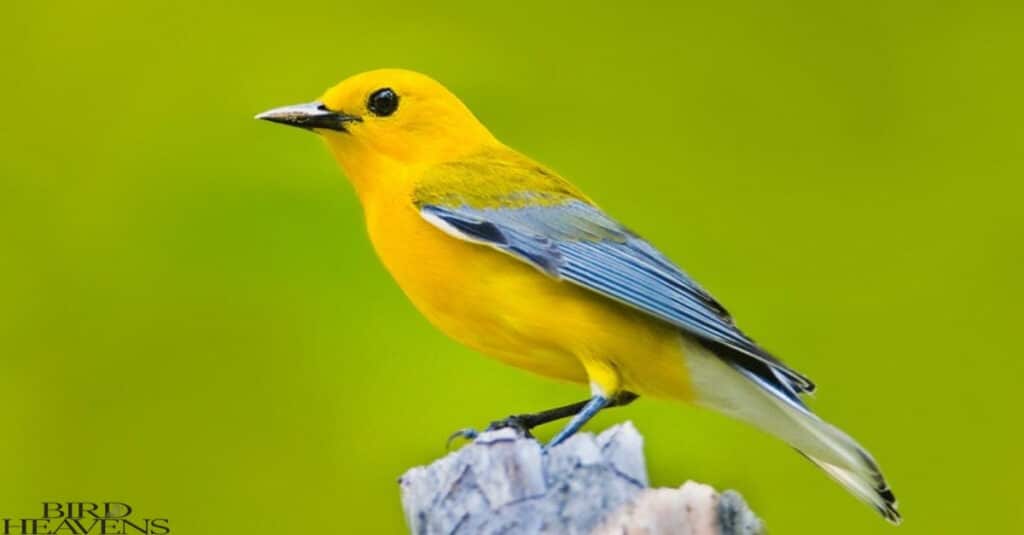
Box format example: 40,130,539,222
399,422,764,535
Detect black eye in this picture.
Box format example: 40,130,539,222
367,88,399,117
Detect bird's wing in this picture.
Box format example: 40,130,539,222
414,157,814,396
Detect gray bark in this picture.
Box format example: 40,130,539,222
399,422,763,535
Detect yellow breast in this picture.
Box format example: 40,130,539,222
356,174,695,401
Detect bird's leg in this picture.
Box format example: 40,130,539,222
483,400,589,438
545,395,609,449
492,391,638,433
447,392,638,448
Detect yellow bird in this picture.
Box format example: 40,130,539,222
257,69,900,524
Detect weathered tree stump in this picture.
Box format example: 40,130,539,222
399,422,764,535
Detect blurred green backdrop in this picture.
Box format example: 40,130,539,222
3,1,1022,533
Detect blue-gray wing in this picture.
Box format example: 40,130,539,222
420,200,814,396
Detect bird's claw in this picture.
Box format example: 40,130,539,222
446,415,536,450
446,428,479,450
484,415,535,438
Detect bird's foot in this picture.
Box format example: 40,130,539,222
445,415,536,449
484,415,536,438
446,428,479,450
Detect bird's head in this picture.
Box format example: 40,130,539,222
257,69,497,179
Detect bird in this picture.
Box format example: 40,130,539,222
256,68,900,524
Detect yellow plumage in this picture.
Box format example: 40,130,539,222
256,68,900,523
342,142,693,400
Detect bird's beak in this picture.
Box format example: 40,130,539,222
254,101,362,132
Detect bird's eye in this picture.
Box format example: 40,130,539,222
367,88,399,117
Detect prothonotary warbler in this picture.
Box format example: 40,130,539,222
256,69,900,524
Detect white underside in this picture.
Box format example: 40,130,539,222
681,337,897,520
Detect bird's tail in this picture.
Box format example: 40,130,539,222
683,340,901,524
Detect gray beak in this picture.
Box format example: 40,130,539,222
255,101,362,132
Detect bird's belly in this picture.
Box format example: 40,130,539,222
366,202,695,399
376,213,590,383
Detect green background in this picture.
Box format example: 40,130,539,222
3,1,1021,533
